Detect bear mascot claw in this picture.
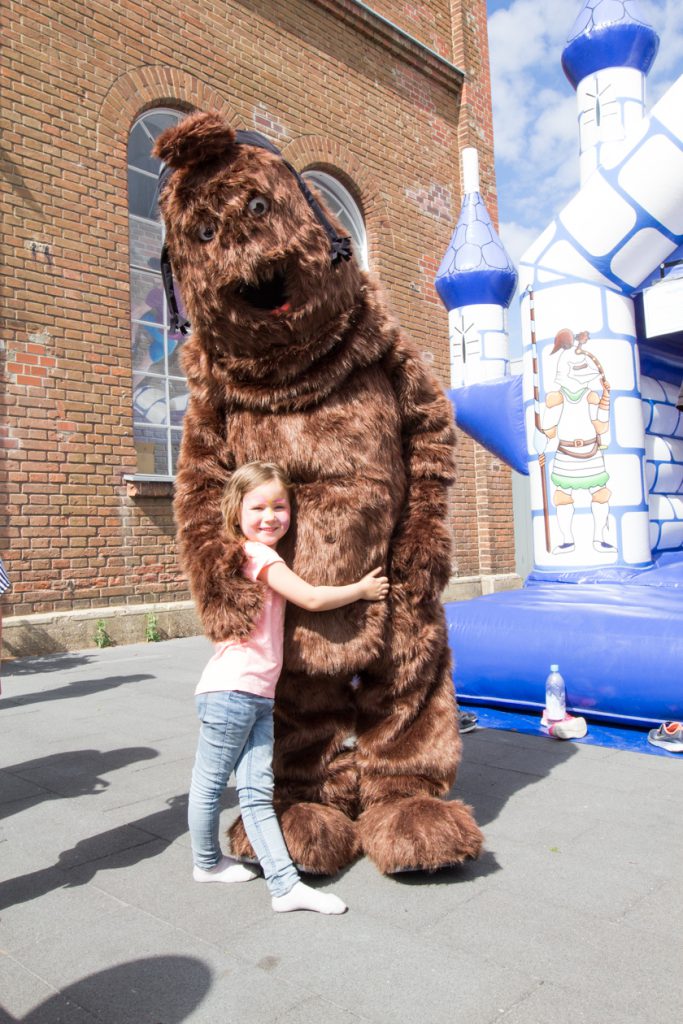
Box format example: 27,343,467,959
154,110,483,875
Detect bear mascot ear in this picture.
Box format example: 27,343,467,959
152,110,238,169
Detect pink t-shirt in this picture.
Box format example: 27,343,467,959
195,541,285,699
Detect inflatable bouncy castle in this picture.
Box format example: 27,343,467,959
438,0,683,728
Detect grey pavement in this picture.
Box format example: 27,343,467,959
0,636,681,1024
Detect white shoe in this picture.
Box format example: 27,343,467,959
193,856,259,883
543,714,587,740
647,722,683,753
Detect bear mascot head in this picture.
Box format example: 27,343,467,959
154,111,482,874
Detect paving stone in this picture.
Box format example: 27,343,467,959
323,850,500,934
0,955,100,1023
0,875,122,955
10,906,304,1024
498,977,664,1024
68,838,269,946
228,912,539,1024
427,882,679,996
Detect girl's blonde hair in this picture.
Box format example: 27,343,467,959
220,461,291,544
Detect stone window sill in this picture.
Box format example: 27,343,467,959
124,474,175,498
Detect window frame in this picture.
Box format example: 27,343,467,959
128,107,186,481
302,169,368,270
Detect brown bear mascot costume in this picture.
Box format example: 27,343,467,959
154,111,483,875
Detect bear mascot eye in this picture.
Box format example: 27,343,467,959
248,195,270,216
197,222,216,242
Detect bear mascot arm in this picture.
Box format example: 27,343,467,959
384,338,456,605
173,341,266,642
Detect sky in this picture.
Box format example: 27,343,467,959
485,0,683,357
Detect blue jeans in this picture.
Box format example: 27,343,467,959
188,690,300,898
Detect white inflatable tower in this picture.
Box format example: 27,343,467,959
434,148,517,389
518,0,683,575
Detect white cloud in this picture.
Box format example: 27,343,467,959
528,92,576,161
489,0,581,232
486,0,683,359
488,0,569,76
499,220,539,265
642,1,683,82
488,85,529,165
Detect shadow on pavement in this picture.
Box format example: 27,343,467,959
0,673,156,707
0,747,160,820
0,955,213,1023
1,650,95,676
383,724,581,885
0,794,201,913
455,725,577,830
381,847,501,888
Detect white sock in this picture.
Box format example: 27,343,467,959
592,498,609,543
193,855,259,884
556,502,574,545
271,881,347,915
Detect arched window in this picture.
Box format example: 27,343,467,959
128,108,186,477
302,170,368,270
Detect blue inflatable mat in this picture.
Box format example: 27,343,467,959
446,578,683,727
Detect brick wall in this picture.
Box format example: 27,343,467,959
367,0,454,58
1,0,515,629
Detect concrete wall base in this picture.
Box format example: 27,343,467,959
1,601,202,660
443,573,523,603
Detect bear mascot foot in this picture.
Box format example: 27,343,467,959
358,795,484,874
228,802,361,876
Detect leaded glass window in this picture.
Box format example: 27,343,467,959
128,109,186,477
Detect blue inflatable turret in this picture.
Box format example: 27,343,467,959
562,0,659,90
434,148,526,473
563,1,660,185
434,151,516,315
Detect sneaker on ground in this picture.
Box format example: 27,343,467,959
458,709,478,734
647,721,683,753
549,715,587,739
541,711,587,739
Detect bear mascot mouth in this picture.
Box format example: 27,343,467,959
234,263,290,315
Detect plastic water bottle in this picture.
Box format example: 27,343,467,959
545,664,566,723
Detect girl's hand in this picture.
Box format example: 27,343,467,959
359,567,390,601
264,562,390,612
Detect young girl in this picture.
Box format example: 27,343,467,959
187,461,389,914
